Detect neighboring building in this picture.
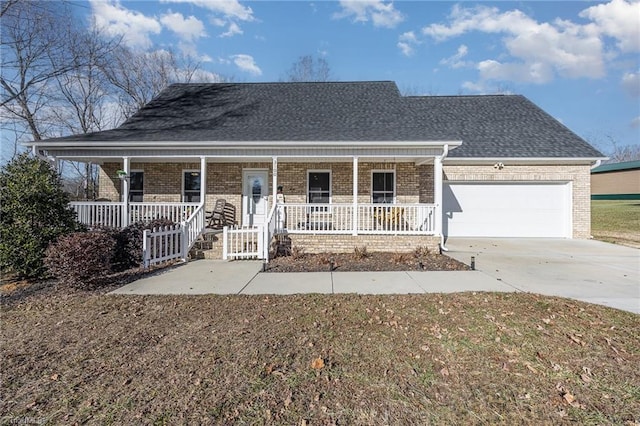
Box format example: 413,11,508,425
27,81,605,257
591,160,640,200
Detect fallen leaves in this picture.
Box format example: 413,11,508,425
310,357,325,370
557,383,585,409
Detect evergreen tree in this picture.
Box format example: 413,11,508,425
0,153,80,278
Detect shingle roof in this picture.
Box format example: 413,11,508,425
40,81,603,158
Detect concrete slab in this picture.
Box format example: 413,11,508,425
332,271,424,294
406,271,518,293
243,272,332,294
445,238,640,313
110,260,262,295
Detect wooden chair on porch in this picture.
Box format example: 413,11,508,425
206,198,227,229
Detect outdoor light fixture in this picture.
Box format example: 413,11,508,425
493,162,505,170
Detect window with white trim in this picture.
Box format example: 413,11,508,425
308,171,331,208
183,170,201,202
129,170,144,202
372,171,395,203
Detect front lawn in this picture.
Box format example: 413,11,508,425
2,290,638,424
591,200,640,247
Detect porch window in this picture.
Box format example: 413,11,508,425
308,171,331,204
183,170,201,202
372,171,395,203
129,170,144,202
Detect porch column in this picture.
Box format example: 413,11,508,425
200,156,207,207
272,156,278,200
434,155,443,239
352,156,358,236
122,157,130,227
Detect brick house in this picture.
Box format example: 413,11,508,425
28,81,604,258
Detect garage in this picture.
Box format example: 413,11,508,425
443,182,571,238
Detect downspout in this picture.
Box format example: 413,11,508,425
439,144,449,252
591,159,602,170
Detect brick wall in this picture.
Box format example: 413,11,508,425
443,164,592,238
99,161,434,206
287,234,440,254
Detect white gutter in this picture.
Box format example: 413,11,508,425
24,139,464,149
591,159,603,170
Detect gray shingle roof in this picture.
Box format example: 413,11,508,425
41,81,603,158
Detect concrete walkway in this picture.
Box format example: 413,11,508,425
111,238,639,314
110,260,515,296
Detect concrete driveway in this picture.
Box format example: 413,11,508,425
445,238,640,314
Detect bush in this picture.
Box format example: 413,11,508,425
111,219,177,271
0,153,81,278
45,232,117,289
353,245,370,260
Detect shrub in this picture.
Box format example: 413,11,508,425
413,246,431,259
0,153,81,278
44,231,117,289
392,252,410,264
353,246,370,260
111,219,177,271
290,246,306,260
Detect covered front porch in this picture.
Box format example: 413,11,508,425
41,140,458,259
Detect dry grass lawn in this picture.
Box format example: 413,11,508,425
2,289,639,425
591,200,640,248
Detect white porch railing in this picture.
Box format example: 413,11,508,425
70,201,125,228
223,225,264,260
182,204,206,257
70,201,200,229
281,203,436,235
142,225,183,267
130,202,199,224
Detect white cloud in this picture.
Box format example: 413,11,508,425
397,31,419,56
164,0,254,38
220,22,243,38
160,12,206,42
440,44,470,69
334,0,404,29
422,4,605,85
631,116,640,128
90,0,161,49
621,70,640,97
162,0,254,21
579,0,640,53
231,54,262,76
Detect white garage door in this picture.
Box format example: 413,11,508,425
443,182,571,238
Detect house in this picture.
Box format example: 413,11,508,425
27,81,605,259
591,160,640,200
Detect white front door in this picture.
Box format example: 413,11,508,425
242,170,269,226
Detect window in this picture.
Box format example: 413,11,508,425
372,171,395,203
183,170,201,202
308,171,331,204
129,171,144,202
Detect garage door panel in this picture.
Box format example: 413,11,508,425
443,182,570,238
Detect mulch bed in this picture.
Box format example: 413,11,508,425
265,251,469,272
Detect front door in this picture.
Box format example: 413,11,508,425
242,170,269,226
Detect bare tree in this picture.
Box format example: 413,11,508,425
286,55,332,82
0,1,84,141
103,46,204,120
602,137,640,163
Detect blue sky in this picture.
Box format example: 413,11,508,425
81,0,639,151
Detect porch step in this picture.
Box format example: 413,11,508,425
190,230,224,260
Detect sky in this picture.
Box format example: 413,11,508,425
76,0,639,152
